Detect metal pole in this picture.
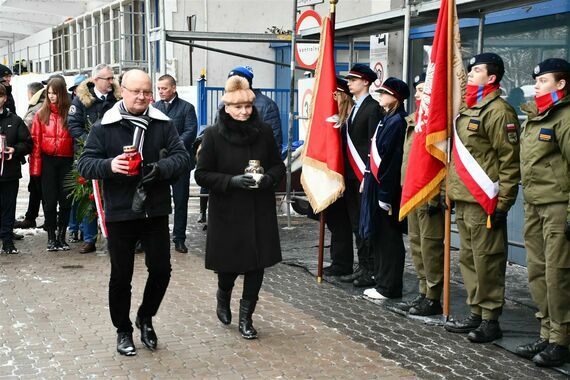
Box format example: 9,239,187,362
477,14,485,54
285,0,298,229
403,0,411,84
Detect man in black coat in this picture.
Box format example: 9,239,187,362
68,63,120,253
77,69,190,356
154,74,197,253
0,84,33,254
331,64,383,287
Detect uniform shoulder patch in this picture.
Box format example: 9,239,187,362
69,105,76,115
505,123,518,144
467,118,480,131
538,128,554,142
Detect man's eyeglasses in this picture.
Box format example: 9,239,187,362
97,76,115,81
122,86,153,98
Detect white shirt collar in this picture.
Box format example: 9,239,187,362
94,87,107,100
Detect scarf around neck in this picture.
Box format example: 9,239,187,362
466,83,500,108
535,90,566,114
119,100,151,155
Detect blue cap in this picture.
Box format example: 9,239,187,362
68,74,88,91
375,77,410,102
344,64,377,84
532,58,570,79
413,72,426,88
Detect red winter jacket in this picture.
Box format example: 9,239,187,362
30,103,74,176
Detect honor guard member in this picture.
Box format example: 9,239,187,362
399,73,445,316
515,58,570,367
445,53,521,343
331,64,383,286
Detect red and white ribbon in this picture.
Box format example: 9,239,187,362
346,127,365,182
92,179,108,238
452,120,498,214
370,126,382,183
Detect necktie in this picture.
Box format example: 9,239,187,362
164,102,170,112
101,95,106,101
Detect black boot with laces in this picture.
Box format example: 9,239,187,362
1,239,19,254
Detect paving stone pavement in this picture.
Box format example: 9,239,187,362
2,177,568,379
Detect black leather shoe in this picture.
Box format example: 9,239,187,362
396,293,425,312
353,270,375,288
533,343,569,367
409,298,442,316
216,288,232,325
12,232,24,240
116,332,137,356
174,240,188,253
515,338,549,359
1,240,19,255
467,319,502,343
14,219,36,229
197,212,207,223
323,265,352,277
444,313,482,333
339,265,363,283
238,299,258,339
135,316,158,350
135,240,144,254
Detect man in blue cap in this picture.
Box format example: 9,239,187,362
330,63,383,285
226,66,282,150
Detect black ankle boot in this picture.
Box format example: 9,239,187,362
57,228,70,251
216,289,232,325
238,299,257,339
46,229,59,251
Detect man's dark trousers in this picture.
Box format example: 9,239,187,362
172,170,190,243
106,215,171,333
326,196,354,272
0,180,19,240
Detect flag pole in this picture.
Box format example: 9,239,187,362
443,0,454,319
317,0,338,284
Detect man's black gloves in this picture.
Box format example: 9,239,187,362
258,174,274,190
142,163,161,185
132,183,147,213
229,174,256,189
565,220,570,241
439,194,454,211
491,209,508,229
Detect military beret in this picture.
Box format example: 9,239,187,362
532,58,570,79
335,77,351,96
413,72,426,88
0,64,12,77
375,77,410,102
344,63,377,84
468,53,504,79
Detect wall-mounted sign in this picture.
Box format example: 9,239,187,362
369,33,389,92
298,0,324,7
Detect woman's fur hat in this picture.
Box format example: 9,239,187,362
222,75,255,105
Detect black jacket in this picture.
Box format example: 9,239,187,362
343,94,383,180
195,108,285,273
77,102,190,222
153,94,198,168
0,109,32,182
68,80,120,141
2,84,16,115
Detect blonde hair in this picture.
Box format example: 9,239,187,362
336,91,354,125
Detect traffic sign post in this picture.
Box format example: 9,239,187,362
295,10,322,70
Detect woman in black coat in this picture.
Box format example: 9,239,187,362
195,75,285,339
359,77,409,300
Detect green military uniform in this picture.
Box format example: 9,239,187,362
520,95,570,346
448,90,521,321
402,115,444,300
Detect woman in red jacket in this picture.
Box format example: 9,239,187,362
31,78,74,251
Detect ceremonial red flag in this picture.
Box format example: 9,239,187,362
301,16,345,213
399,0,466,220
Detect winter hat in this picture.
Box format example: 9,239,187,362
228,66,254,87
0,64,12,78
222,75,255,105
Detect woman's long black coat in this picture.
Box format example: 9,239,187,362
195,109,285,273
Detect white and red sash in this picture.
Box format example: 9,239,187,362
370,125,382,183
346,126,365,182
92,179,108,238
452,119,498,215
